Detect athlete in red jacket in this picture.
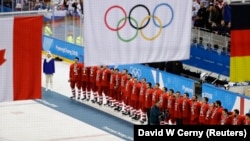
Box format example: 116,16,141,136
151,83,162,107
190,95,201,125
244,113,250,125
95,66,104,105
89,66,98,102
231,109,245,125
160,87,169,124
167,89,176,125
122,74,133,116
198,97,209,125
220,108,232,125
69,57,82,99
115,69,128,111
210,100,223,125
100,66,111,105
204,102,216,125
182,92,191,125
80,65,91,100
137,78,147,121
113,69,122,111
108,68,115,106
130,77,141,120
142,82,153,125
173,91,183,125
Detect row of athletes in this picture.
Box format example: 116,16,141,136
158,96,250,125
69,57,156,123
68,57,250,125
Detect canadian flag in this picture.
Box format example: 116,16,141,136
0,16,43,102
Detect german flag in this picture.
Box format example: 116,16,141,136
230,3,250,82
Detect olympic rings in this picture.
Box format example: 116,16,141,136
152,3,174,28
130,66,142,78
128,4,150,30
104,5,127,31
117,17,139,42
140,15,162,41
104,3,174,42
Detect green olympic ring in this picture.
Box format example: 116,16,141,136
116,16,162,42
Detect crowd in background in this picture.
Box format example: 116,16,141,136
192,0,231,36
1,0,49,11
1,0,83,16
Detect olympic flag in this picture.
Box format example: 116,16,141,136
0,16,42,102
84,0,192,66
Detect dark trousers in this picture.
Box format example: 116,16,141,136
146,108,151,125
176,118,183,125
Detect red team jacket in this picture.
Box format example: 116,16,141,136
124,79,134,98
138,83,147,103
151,88,162,106
144,88,153,109
109,71,116,90
101,68,111,87
161,93,169,110
244,119,250,125
120,74,128,95
81,65,90,82
95,68,103,87
220,115,232,125
131,81,141,101
232,115,245,125
199,102,209,124
210,107,223,125
90,66,98,83
190,100,201,124
174,96,183,119
69,63,82,81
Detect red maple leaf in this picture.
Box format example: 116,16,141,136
0,49,6,66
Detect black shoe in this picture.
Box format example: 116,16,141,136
77,97,80,100
129,112,134,117
118,107,122,111
132,115,137,120
135,115,140,120
108,102,113,107
114,107,119,111
122,111,129,115
91,98,97,103
98,102,103,106
70,96,75,99
140,120,145,124
86,99,90,101
81,97,86,100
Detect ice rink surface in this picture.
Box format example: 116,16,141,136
0,100,124,141
0,56,138,141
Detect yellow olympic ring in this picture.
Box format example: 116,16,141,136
140,16,163,41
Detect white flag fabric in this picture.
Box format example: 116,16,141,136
84,0,192,66
0,16,42,102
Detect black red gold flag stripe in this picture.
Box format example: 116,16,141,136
230,3,250,82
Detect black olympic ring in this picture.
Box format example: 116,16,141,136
128,4,151,30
